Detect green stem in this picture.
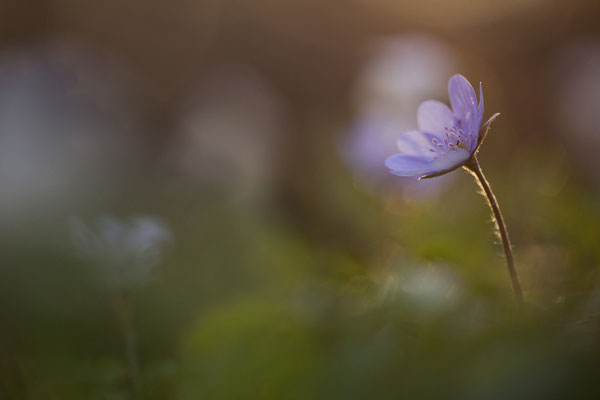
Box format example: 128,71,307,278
113,293,143,398
465,157,525,305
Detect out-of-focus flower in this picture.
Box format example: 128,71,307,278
346,111,412,178
0,44,141,226
552,39,600,181
356,36,456,113
343,35,457,196
70,216,172,290
170,66,285,206
378,262,462,313
385,74,495,179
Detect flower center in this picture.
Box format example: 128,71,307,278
428,125,472,155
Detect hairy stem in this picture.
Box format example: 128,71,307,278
113,293,143,398
465,157,525,305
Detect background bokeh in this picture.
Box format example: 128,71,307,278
1,0,600,398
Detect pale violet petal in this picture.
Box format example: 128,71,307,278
417,100,455,137
396,130,437,159
478,81,484,119
428,148,471,173
448,74,478,119
449,74,480,151
473,81,484,150
385,154,432,176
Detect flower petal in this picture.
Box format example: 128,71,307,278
395,130,437,159
417,100,455,137
448,74,478,118
449,74,481,150
478,81,484,120
385,154,432,176
428,148,471,173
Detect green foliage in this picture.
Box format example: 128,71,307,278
2,145,600,399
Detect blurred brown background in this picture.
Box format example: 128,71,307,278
4,0,599,138
1,0,597,221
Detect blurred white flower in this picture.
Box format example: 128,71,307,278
70,216,172,290
552,38,600,180
355,35,456,113
0,44,141,225
378,263,461,313
342,34,456,196
170,65,286,206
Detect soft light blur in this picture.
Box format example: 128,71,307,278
1,0,600,398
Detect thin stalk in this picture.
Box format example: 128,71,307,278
465,156,525,305
113,293,143,398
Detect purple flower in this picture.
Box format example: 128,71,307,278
385,74,498,179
